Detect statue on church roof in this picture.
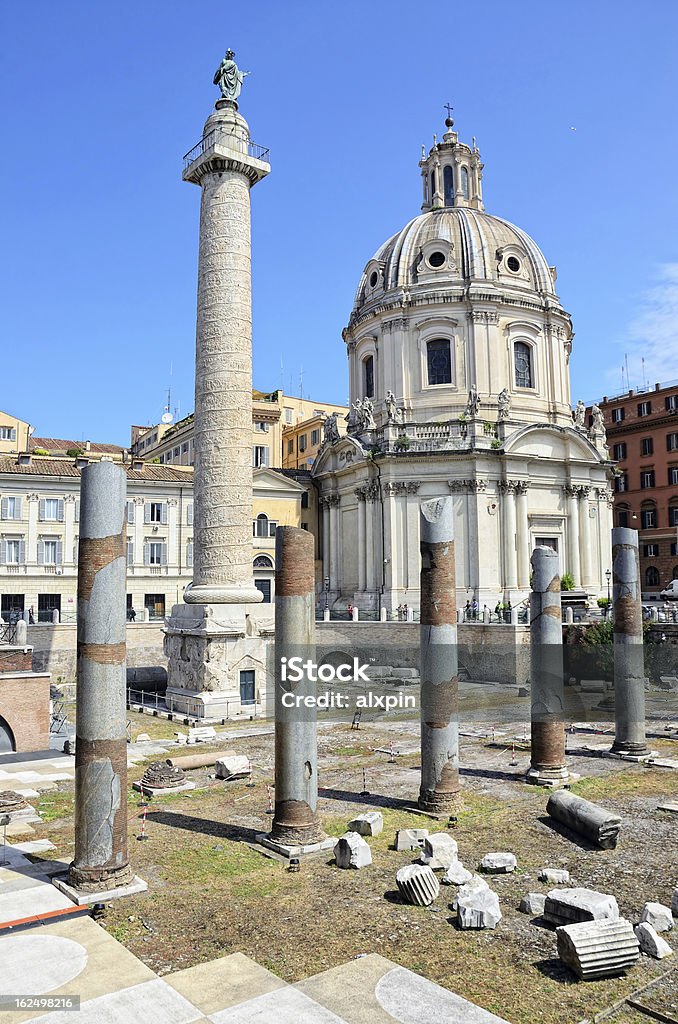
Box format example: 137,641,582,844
497,387,511,421
465,384,481,419
323,412,340,446
573,399,586,430
590,403,606,441
385,390,403,424
214,49,249,101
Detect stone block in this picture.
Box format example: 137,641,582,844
334,832,372,869
479,852,516,874
520,893,546,916
442,861,474,886
215,755,251,780
348,811,383,836
557,918,639,979
640,902,674,933
188,726,217,744
420,832,458,869
396,864,440,906
451,876,489,910
544,887,619,927
395,828,429,851
457,886,502,929
539,868,570,884
635,922,674,959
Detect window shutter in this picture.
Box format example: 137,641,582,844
263,448,270,467
252,446,257,467
127,500,134,525
0,540,6,564
143,542,150,565
56,540,63,564
161,543,167,566
161,503,168,525
0,497,7,520
19,539,26,564
16,497,22,520
58,499,65,522
144,504,151,524
126,540,133,565
187,541,193,568
75,500,80,522
37,539,44,565
187,503,193,526
39,499,46,521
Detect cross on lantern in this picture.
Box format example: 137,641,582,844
444,103,454,119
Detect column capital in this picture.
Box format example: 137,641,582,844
364,482,380,502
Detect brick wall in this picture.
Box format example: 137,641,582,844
26,623,167,683
0,647,33,673
0,673,51,752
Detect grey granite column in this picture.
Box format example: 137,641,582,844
610,528,648,756
270,527,324,845
418,497,462,813
69,462,133,890
527,545,569,786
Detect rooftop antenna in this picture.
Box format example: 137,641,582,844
299,366,304,401
161,382,173,425
625,353,630,393
642,356,647,389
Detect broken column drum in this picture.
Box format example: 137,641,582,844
527,545,568,785
610,528,649,756
418,497,462,813
69,462,133,890
270,527,324,846
546,790,621,849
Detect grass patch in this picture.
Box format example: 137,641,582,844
570,766,678,802
36,790,74,822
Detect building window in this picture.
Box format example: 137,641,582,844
640,505,657,529
616,506,629,528
0,538,25,565
126,537,133,566
363,355,375,398
0,427,17,441
186,539,193,568
640,470,655,489
670,505,678,527
39,498,64,522
287,439,294,455
146,541,166,566
144,594,165,619
667,433,678,451
612,443,627,461
612,407,625,423
252,445,270,467
146,502,167,524
187,503,193,526
670,467,678,486
426,339,452,386
640,437,653,456
614,473,628,493
672,542,678,557
173,446,180,458
37,593,61,622
666,395,678,412
285,408,293,424
443,164,454,206
301,491,309,509
298,435,307,453
514,342,533,388
253,555,274,569
254,580,271,602
637,401,652,417
0,497,21,520
38,538,62,565
430,170,436,199
643,543,659,557
181,442,189,454
253,514,276,538
239,669,256,705
645,566,660,588
254,421,270,433
461,165,470,200
311,428,320,446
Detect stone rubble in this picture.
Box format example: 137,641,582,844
348,812,383,837
543,887,619,927
215,755,251,780
420,833,458,870
139,760,187,790
394,828,429,852
539,868,570,884
557,918,639,979
520,893,547,916
450,876,490,910
635,922,674,959
396,864,440,907
479,852,516,874
639,902,674,933
334,832,372,870
442,861,474,886
457,886,502,930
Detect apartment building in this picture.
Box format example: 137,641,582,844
596,380,678,594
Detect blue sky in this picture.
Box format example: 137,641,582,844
2,0,677,445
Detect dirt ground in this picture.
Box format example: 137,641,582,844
28,709,678,1024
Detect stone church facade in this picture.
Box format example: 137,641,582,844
313,116,613,614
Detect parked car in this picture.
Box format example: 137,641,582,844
660,580,678,600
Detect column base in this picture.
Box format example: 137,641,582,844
256,833,337,860
417,789,464,815
55,874,148,906
608,745,655,762
526,766,575,788
184,582,263,605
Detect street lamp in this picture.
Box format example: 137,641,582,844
605,568,612,618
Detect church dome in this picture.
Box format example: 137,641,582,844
353,206,557,316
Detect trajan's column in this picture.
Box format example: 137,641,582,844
164,51,271,716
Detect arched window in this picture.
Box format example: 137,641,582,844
426,338,452,386
645,566,660,588
670,501,678,527
443,165,454,207
514,342,533,388
363,355,374,398
616,504,630,528
461,166,469,200
640,502,657,529
253,555,274,569
254,513,269,538
430,171,436,199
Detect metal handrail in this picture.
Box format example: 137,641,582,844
0,623,17,644
183,128,270,170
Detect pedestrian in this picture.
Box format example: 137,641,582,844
29,606,35,625
403,603,409,620
347,603,353,619
471,598,479,620
494,601,501,623
128,606,136,622
464,600,471,622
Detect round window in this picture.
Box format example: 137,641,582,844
507,255,521,273
428,251,446,268
369,271,378,288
